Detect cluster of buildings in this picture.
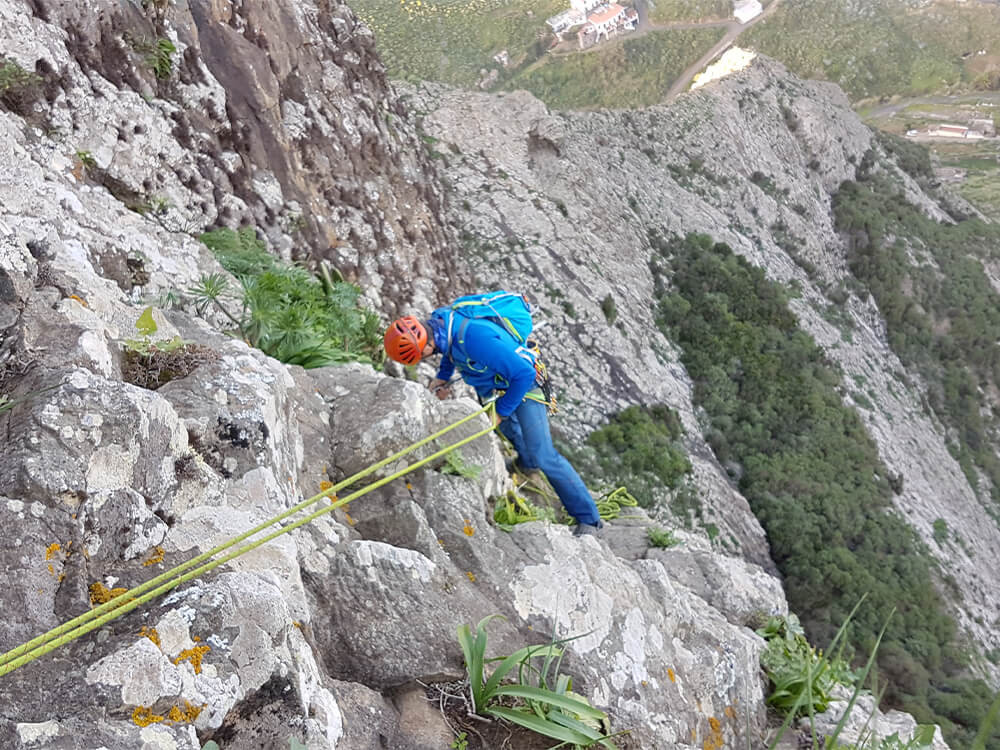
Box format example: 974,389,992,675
546,0,761,50
546,0,637,49
907,119,997,140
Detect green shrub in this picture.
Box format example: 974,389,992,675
647,527,678,549
191,228,382,368
583,404,691,507
932,518,948,546
652,231,999,748
0,57,42,114
601,293,617,325
131,36,176,79
832,176,1000,506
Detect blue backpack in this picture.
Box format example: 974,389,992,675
445,291,533,368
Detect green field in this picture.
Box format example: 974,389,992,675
933,141,1000,220
506,27,727,109
355,0,564,87
647,0,730,24
356,0,726,109
743,0,1000,103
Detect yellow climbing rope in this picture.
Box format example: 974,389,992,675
0,401,497,678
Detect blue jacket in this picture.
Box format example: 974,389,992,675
428,308,537,417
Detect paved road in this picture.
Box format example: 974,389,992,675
663,0,785,102
864,92,1000,120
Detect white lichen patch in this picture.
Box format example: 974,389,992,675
15,719,60,745
86,637,183,706
352,540,436,583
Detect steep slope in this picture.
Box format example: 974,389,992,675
0,2,786,749
407,53,1000,729
0,0,468,314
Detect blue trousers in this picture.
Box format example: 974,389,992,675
498,398,601,525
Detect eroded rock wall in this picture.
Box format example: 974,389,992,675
0,0,469,314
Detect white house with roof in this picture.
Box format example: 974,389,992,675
733,0,762,23
579,3,638,46
572,0,605,13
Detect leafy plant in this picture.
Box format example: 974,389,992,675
121,306,217,390
0,57,42,114
450,732,469,750
456,615,617,748
646,526,678,549
190,227,382,368
75,150,97,170
844,725,936,750
767,600,894,750
758,613,856,717
440,450,483,480
148,37,175,79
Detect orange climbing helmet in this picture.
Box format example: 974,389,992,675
384,316,428,365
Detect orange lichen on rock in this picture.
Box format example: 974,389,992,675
173,644,211,674
167,700,204,723
45,543,62,560
667,667,676,682
133,700,204,727
702,716,724,750
465,571,476,582
132,706,164,727
89,582,128,605
139,626,161,648
463,519,475,536
142,546,165,567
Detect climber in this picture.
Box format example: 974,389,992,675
383,304,604,536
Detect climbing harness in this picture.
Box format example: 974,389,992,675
526,339,557,414
0,401,498,678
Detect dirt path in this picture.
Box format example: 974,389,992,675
545,0,785,97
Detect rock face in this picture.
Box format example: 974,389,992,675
0,0,469,315
406,61,1000,684
0,0,990,748
0,227,777,747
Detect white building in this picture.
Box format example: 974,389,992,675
579,3,637,46
734,0,762,23
571,0,604,14
546,8,585,34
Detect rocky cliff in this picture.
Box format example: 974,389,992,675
0,1,994,749
404,58,1000,684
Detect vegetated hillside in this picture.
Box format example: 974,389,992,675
407,53,1000,746
506,27,728,110
744,0,1000,103
359,0,1000,109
